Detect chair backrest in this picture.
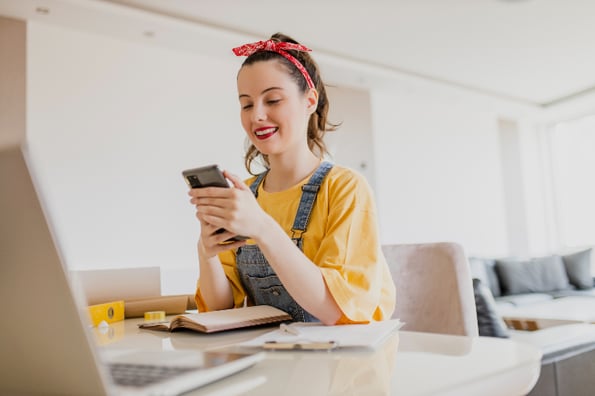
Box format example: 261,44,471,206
382,242,478,336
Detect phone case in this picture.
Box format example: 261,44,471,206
182,164,228,189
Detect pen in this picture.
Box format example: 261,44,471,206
280,323,301,336
264,341,337,350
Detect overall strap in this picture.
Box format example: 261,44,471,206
291,161,334,240
249,171,268,197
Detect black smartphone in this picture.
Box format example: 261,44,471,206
182,164,229,189
182,165,249,242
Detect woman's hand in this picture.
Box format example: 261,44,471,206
188,170,268,256
195,218,245,258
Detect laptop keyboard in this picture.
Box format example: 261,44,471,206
109,363,196,387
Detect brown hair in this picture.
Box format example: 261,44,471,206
239,33,340,175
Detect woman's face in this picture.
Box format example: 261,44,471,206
237,60,316,159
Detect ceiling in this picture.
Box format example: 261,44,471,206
3,0,595,108
103,0,595,108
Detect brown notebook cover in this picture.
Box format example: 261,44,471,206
138,305,292,334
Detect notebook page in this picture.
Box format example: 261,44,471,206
183,305,290,328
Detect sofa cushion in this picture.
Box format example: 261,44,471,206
468,257,502,297
496,255,571,295
562,248,593,289
472,278,510,338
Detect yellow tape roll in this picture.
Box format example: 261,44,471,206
144,311,166,322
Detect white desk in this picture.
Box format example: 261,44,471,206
95,319,542,396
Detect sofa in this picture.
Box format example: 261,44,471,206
469,247,595,396
469,248,595,310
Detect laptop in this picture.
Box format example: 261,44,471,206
0,144,264,396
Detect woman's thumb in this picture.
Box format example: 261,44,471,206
223,170,248,190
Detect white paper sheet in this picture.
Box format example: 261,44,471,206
239,319,403,349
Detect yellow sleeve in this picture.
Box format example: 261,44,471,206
194,249,248,312
315,172,396,323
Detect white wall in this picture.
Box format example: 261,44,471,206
325,86,376,189
26,22,246,294
371,86,511,257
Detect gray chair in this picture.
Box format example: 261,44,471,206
382,242,479,337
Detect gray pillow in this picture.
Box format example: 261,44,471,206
468,257,502,297
495,255,571,295
562,248,593,289
472,278,510,338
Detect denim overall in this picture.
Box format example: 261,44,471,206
236,162,333,322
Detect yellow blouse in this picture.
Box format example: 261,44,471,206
195,165,396,324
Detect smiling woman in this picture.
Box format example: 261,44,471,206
233,35,339,175
188,33,396,326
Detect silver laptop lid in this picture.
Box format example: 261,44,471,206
0,144,110,395
0,144,265,396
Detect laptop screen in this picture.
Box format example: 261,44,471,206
0,145,110,394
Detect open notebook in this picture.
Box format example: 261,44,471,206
0,144,264,396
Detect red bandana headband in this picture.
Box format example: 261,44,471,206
232,39,315,90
